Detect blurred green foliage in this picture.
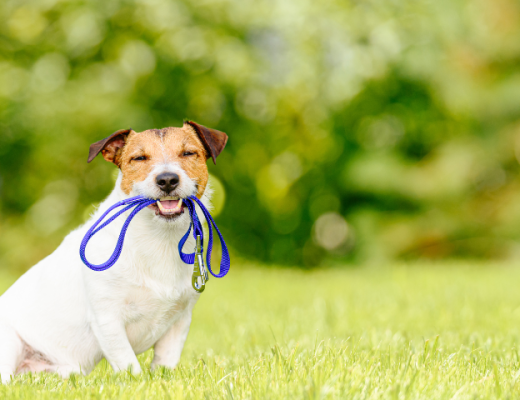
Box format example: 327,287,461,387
1,0,520,271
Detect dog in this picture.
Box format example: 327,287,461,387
0,121,228,383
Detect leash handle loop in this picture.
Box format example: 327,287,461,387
178,199,203,265
80,195,230,280
80,196,156,271
189,196,230,278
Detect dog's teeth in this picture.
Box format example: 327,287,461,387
156,198,183,214
156,201,165,213
174,199,183,211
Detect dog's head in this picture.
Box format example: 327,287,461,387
88,121,228,221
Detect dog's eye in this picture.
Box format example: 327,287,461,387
183,151,196,157
132,156,147,161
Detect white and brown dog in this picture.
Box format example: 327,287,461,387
0,121,228,383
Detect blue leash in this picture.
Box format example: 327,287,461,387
80,195,230,292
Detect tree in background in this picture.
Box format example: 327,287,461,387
1,0,520,271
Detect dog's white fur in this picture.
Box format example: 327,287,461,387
0,160,210,383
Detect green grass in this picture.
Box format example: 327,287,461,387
2,262,520,399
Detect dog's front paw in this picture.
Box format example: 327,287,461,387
112,362,142,376
0,371,13,384
129,363,142,376
126,363,142,376
150,362,178,373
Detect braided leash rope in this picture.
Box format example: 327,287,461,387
80,195,230,291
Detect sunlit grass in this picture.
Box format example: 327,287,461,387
2,262,520,399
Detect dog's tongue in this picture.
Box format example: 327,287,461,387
160,200,179,209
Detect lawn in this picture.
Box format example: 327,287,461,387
2,262,520,399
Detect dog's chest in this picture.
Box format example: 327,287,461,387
121,274,197,353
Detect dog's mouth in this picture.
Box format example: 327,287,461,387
147,196,186,219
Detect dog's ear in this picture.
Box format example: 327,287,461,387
88,129,132,165
184,121,228,164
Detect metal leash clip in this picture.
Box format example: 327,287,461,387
192,235,208,293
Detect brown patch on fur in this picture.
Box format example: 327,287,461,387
119,126,209,197
88,129,132,165
16,342,54,374
185,121,228,164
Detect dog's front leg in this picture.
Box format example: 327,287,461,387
151,309,192,370
91,314,141,375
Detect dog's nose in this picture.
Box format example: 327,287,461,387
156,173,180,193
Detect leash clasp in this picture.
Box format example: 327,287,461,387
192,235,208,293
